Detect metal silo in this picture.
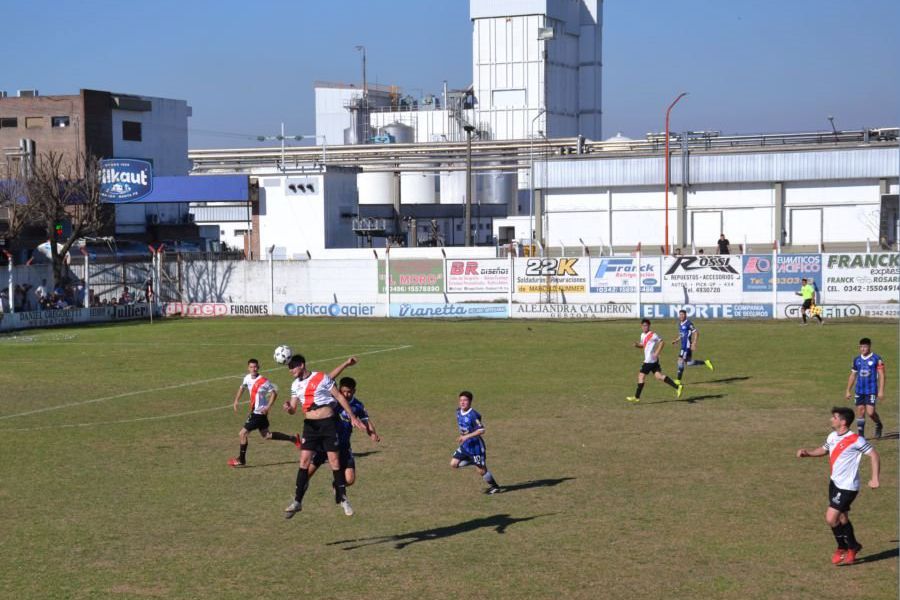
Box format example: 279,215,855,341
381,122,415,144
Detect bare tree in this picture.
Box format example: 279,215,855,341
0,170,29,250
23,152,108,286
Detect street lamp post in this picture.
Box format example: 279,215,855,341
464,124,475,246
664,92,687,255
529,108,546,254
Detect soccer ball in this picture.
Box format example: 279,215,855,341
273,345,293,365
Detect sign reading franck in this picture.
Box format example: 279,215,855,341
100,159,153,203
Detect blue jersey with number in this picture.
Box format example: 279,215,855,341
852,353,883,395
457,408,486,456
678,319,696,351
336,397,369,448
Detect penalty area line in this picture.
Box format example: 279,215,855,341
0,344,413,424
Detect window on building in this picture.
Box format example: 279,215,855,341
25,117,45,128
122,121,142,141
0,117,16,128
51,116,70,128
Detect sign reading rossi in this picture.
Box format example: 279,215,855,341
822,253,899,302
515,257,587,294
378,259,443,294
445,259,510,293
663,255,742,301
589,256,661,294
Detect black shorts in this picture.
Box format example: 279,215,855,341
312,445,355,470
640,362,662,375
802,299,813,310
828,480,858,512
300,417,340,452
243,413,270,432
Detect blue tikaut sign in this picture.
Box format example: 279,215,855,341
99,159,153,203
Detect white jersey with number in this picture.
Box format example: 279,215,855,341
641,331,661,363
242,374,277,415
823,430,873,491
290,371,335,413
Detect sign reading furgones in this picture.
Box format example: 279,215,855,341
99,159,153,203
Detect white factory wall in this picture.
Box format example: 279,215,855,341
258,175,326,258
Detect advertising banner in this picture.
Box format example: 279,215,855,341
662,255,743,301
390,303,508,318
0,303,153,332
515,257,588,294
378,259,443,294
589,256,662,294
642,303,773,319
445,259,510,294
164,303,271,317
281,302,383,318
742,254,822,292
512,302,637,319
99,159,153,203
781,302,899,320
821,253,900,302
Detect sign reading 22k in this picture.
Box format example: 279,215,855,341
100,159,153,203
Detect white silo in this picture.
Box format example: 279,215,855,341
357,172,399,207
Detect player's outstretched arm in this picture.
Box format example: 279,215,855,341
233,386,245,412
652,340,665,362
845,371,857,400
796,447,827,458
330,386,364,429
262,390,277,415
866,448,880,488
364,417,381,442
284,395,298,415
877,362,885,400
328,356,358,381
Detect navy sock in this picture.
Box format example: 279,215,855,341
856,419,865,436
677,366,685,380
483,470,499,487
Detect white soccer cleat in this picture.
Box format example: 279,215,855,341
284,500,302,519
341,499,354,516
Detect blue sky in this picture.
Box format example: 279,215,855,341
2,0,897,148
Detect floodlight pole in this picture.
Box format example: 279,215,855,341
664,92,687,256
464,124,475,246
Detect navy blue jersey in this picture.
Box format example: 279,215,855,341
457,408,485,455
336,397,369,448
852,353,883,395
678,319,696,351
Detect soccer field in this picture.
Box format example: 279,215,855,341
0,317,896,599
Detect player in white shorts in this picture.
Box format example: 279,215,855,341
796,406,880,565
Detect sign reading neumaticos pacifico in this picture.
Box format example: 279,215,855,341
99,159,153,203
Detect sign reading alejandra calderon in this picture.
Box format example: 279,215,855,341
99,159,153,203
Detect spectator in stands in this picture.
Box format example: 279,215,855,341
673,248,683,256
717,234,731,254
698,249,705,255
120,286,133,304
35,279,47,306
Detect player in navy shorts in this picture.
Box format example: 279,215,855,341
845,337,886,438
670,309,714,383
450,391,501,494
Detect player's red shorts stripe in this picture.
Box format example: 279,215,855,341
303,372,326,412
829,433,859,472
249,377,268,411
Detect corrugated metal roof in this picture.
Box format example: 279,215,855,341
535,146,899,188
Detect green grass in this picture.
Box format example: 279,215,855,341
0,317,896,600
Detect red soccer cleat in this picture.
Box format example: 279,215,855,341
228,457,244,468
843,545,861,565
831,548,845,565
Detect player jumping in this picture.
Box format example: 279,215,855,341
671,309,714,384
626,319,683,402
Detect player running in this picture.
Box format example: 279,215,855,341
796,407,880,565
307,376,380,505
282,354,365,519
626,319,683,402
796,278,824,325
450,391,501,494
228,358,298,467
671,309,714,384
845,337,886,438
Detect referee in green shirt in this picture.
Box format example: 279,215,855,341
796,278,823,325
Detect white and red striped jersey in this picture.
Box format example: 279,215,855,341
290,371,336,413
823,430,873,491
241,374,277,415
640,331,662,363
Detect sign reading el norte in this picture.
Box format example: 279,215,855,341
822,253,899,302
515,257,587,294
662,255,742,301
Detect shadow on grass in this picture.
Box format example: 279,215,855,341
499,477,575,493
851,546,899,565
703,376,751,384
645,394,726,405
352,451,380,459
329,513,556,550
874,431,899,441
239,460,297,469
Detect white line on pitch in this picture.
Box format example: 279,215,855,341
0,344,412,422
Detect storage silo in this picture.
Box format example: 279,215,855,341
478,162,516,205
357,172,399,207
400,168,437,205
439,166,467,205
381,122,415,144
